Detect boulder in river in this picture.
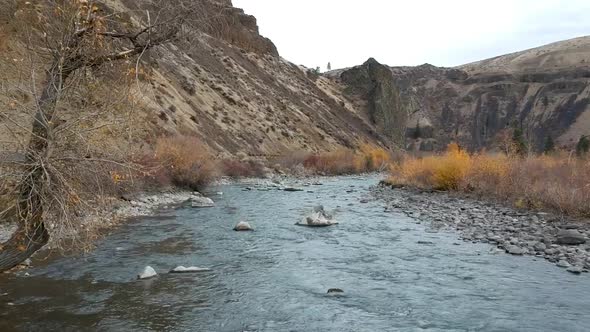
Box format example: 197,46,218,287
138,266,157,280
555,229,586,245
191,195,215,208
169,266,211,273
296,206,338,227
234,221,254,231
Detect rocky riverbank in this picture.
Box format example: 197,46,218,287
371,184,590,274
0,190,215,271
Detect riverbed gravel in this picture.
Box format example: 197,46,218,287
371,184,590,274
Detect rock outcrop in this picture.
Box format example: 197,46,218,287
332,37,590,152
341,58,408,145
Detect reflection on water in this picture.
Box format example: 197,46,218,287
1,176,590,331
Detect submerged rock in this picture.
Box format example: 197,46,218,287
169,266,211,273
138,266,157,280
234,221,254,231
327,288,344,294
191,195,215,208
566,266,583,274
283,187,304,192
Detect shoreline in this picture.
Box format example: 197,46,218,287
371,184,590,274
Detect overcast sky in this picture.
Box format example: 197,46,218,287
232,0,590,70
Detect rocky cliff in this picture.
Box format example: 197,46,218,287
333,37,590,152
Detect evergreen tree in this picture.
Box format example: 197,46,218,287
412,120,421,139
512,127,528,155
576,135,589,157
327,62,331,71
543,135,555,154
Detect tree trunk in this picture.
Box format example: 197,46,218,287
0,61,66,272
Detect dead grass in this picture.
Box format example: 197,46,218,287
388,144,590,217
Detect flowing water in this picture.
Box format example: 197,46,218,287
1,176,589,332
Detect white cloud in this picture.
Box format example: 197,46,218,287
232,0,590,69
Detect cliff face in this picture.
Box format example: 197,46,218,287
334,37,590,152
340,58,407,147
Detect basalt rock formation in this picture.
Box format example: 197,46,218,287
332,37,590,152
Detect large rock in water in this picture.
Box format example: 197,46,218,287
556,229,586,245
138,266,157,280
234,221,254,231
191,195,215,208
296,206,338,227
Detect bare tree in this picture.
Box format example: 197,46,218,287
0,0,200,271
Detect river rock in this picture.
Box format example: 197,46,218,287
533,242,546,252
138,266,157,280
296,212,338,227
555,229,586,245
566,266,584,274
234,221,254,231
169,266,211,273
297,206,337,227
191,196,214,208
505,245,525,255
556,260,571,268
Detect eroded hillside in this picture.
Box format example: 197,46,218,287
0,0,388,161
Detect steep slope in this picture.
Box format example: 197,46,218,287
0,0,388,161
333,37,590,152
114,0,390,155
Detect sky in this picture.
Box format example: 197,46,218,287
232,0,590,70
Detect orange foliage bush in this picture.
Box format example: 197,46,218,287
301,145,391,175
221,159,266,178
154,136,218,190
389,145,590,217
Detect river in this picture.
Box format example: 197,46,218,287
1,176,589,331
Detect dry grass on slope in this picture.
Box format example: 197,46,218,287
388,144,590,217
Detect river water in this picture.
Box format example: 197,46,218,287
1,176,589,332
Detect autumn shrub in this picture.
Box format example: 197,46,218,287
221,159,266,178
390,143,470,190
303,149,358,175
154,136,218,190
462,153,510,195
505,156,590,216
356,144,392,171
388,145,590,217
